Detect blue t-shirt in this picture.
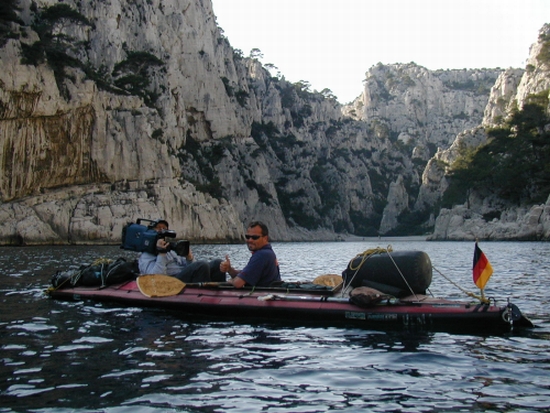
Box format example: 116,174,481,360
238,244,280,287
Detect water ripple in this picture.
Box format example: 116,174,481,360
1,243,549,412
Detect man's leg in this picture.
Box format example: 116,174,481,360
176,261,210,283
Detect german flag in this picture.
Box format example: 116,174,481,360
473,242,493,289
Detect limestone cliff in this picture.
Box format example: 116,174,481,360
344,63,500,150
0,0,547,245
1,0,247,244
0,0,417,244
426,24,550,240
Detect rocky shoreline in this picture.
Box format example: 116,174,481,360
427,196,550,242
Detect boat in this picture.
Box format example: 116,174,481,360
46,278,532,333
46,248,534,334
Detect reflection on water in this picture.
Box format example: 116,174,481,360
1,241,550,412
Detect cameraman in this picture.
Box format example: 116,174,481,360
138,220,226,283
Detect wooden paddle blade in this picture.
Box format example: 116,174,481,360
137,274,185,297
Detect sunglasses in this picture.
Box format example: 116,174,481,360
245,234,263,240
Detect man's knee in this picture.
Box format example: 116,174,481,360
193,262,210,280
176,261,210,282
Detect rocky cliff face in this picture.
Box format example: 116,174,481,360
0,0,548,245
429,195,550,241
426,24,550,240
342,63,503,236
1,0,247,244
345,64,501,149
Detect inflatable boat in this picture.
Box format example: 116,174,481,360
46,249,533,334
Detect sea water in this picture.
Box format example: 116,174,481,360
1,240,549,412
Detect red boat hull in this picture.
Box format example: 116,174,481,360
47,280,532,333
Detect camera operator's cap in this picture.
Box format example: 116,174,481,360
151,219,169,229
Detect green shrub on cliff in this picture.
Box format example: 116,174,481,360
0,0,22,46
20,4,91,97
444,96,550,206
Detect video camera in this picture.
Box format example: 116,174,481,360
121,219,190,256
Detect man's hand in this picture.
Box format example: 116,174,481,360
220,254,232,273
220,255,246,288
156,238,169,254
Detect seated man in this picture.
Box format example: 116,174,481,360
220,221,281,288
138,219,226,283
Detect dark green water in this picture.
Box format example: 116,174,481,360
1,241,549,412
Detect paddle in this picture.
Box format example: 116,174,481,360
137,274,185,297
257,294,350,304
136,274,344,299
136,274,231,297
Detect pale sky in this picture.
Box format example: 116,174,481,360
211,0,550,103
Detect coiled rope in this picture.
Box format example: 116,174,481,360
347,246,393,272
45,257,113,294
346,247,490,304
432,266,491,304
343,245,418,301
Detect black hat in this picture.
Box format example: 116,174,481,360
150,219,169,229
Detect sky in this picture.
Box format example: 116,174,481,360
211,0,550,103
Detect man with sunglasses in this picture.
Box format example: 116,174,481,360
220,221,280,288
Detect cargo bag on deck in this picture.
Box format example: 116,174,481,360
50,258,139,289
342,250,432,297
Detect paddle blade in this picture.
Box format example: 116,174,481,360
137,274,185,297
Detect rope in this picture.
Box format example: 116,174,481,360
45,269,79,295
432,266,490,304
385,251,419,301
44,278,68,295
343,251,491,305
92,258,113,266
343,245,423,301
347,246,393,271
342,246,393,294
45,258,114,295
